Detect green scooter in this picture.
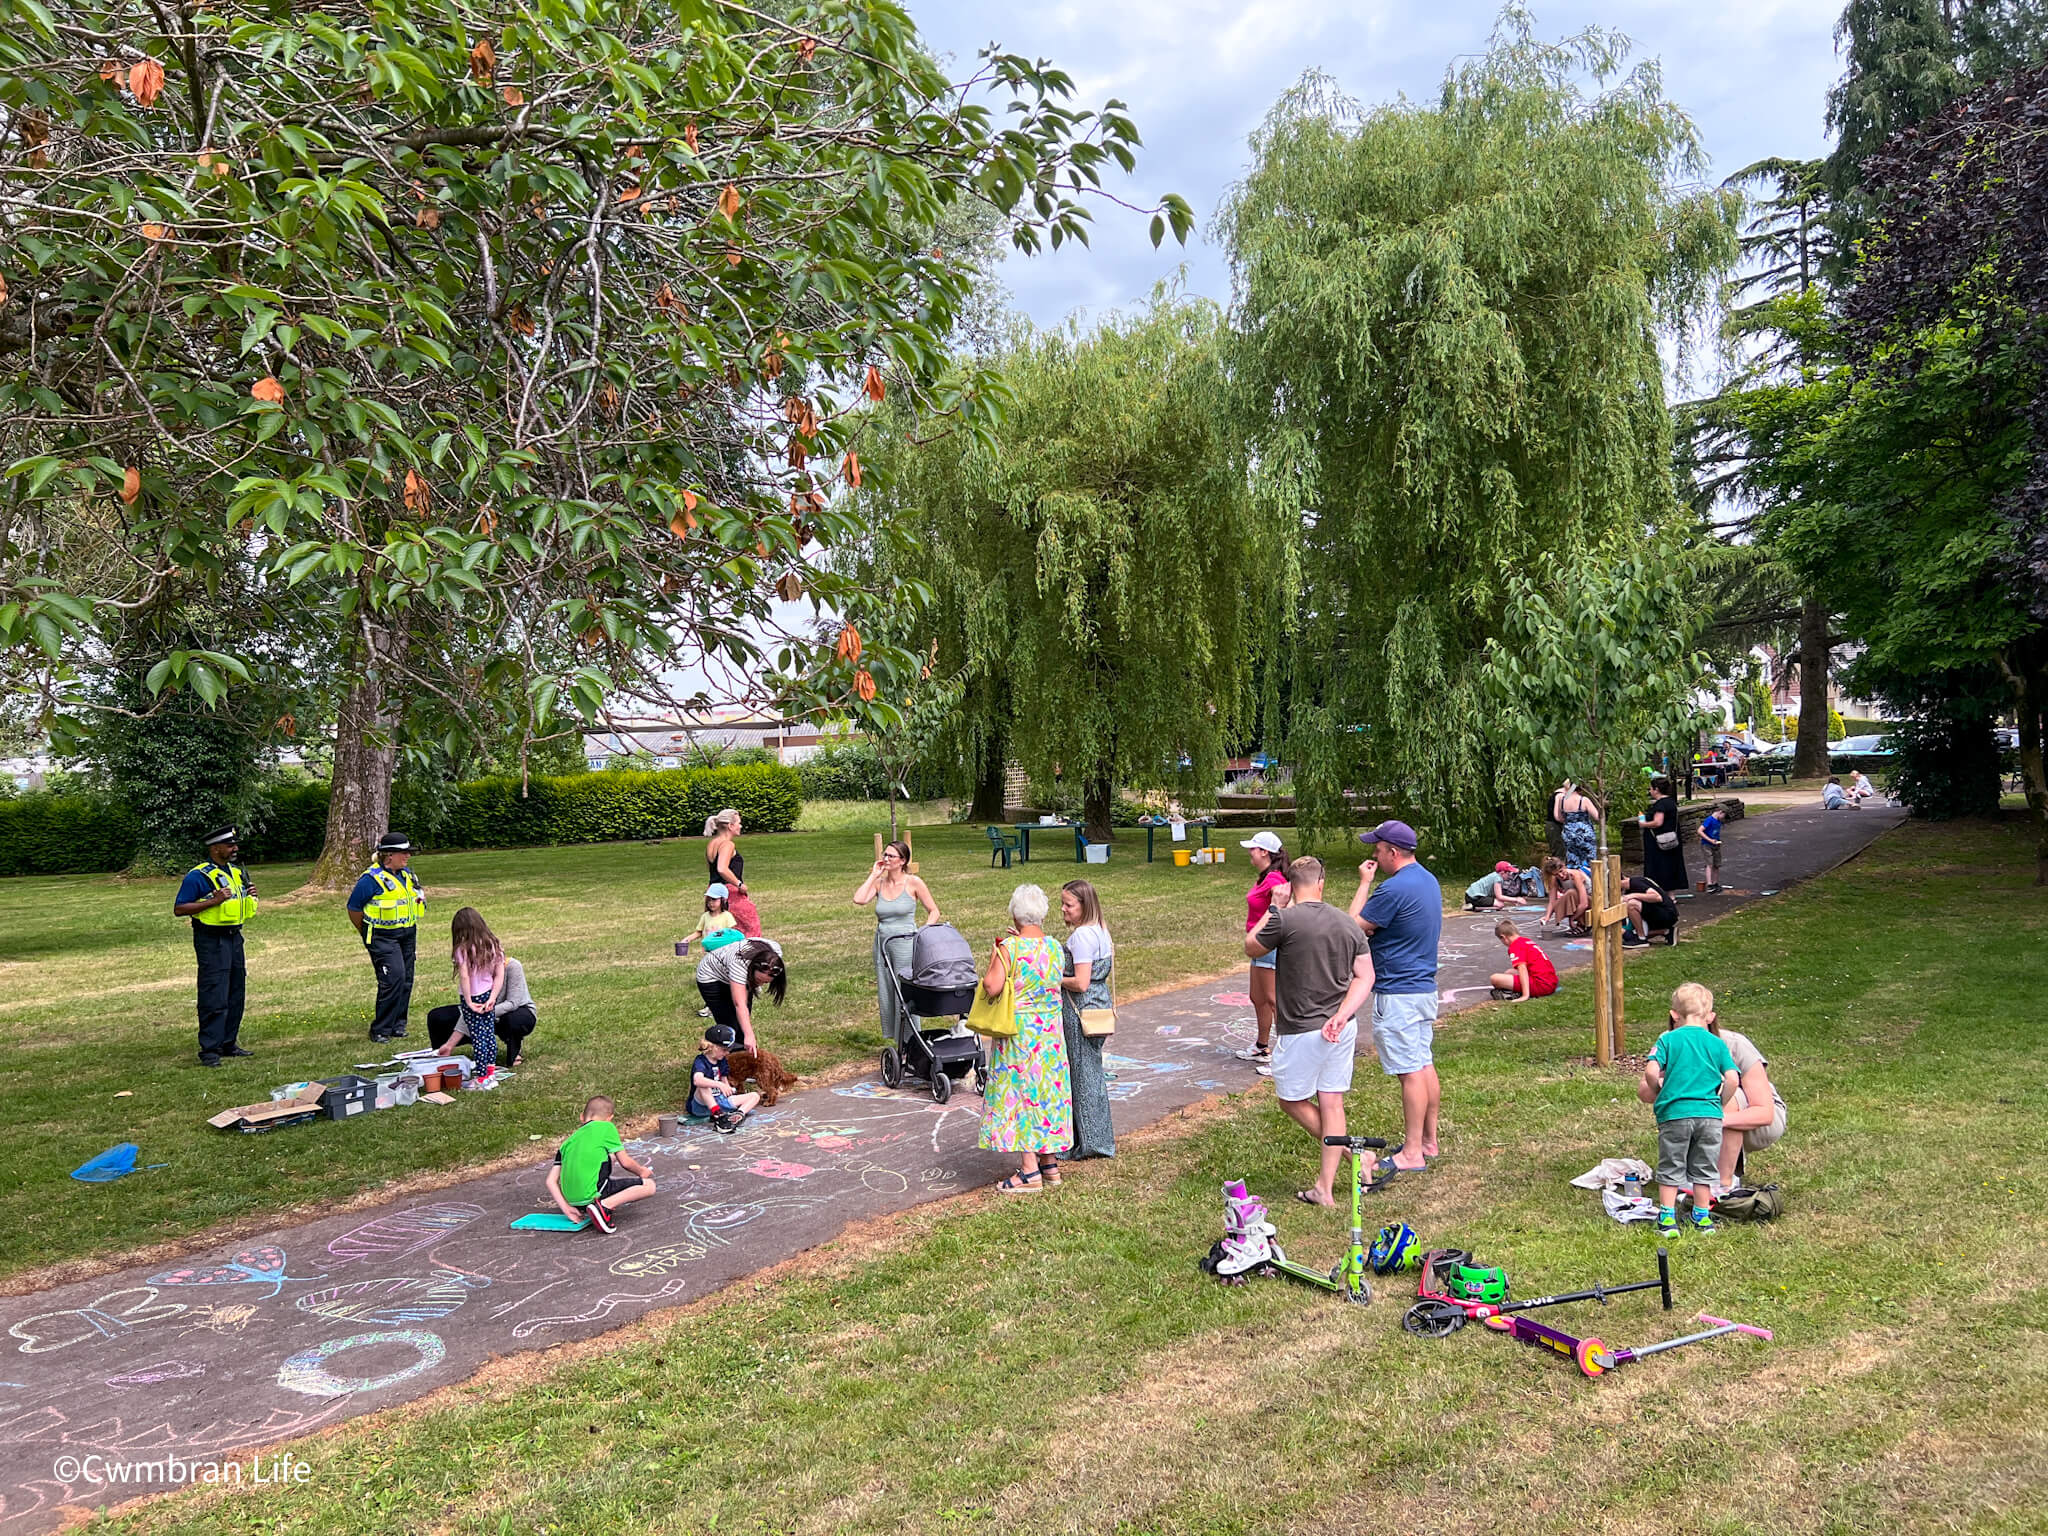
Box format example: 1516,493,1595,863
1200,1134,1389,1305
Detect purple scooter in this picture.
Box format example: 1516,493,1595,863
1486,1309,1773,1378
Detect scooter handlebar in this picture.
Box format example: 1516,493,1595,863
1322,1135,1388,1149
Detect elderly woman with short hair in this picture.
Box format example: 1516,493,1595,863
979,883,1074,1193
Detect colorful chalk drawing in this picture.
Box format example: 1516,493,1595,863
747,1157,814,1180
180,1302,258,1337
1106,1080,1147,1101
9,1287,187,1355
830,1080,894,1099
609,1242,709,1278
276,1329,446,1398
324,1202,484,1269
293,1272,490,1326
1154,1025,1180,1035
104,1359,206,1390
1195,1080,1225,1090
1566,940,1594,951
1210,992,1253,1007
147,1244,316,1300
510,1281,688,1340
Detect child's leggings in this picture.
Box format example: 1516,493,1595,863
461,993,498,1071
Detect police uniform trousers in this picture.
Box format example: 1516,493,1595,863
366,926,418,1039
193,921,246,1059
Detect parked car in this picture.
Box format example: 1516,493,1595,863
1834,733,1894,755
1995,728,2019,751
1757,739,1798,758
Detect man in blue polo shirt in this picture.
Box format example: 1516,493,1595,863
1347,820,1442,1176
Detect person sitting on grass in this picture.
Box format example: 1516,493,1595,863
687,1022,759,1133
546,1094,657,1234
1463,861,1517,911
1487,918,1557,1001
1821,776,1849,810
1540,856,1590,934
1637,983,1738,1238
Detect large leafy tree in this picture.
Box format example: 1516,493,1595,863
1218,15,1739,856
1790,65,2048,875
0,0,1190,883
852,292,1286,840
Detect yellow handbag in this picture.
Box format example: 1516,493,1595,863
1080,953,1116,1039
965,945,1018,1039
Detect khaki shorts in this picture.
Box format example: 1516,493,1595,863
1733,1089,1787,1151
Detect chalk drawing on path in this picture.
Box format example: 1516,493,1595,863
147,1245,315,1300
1106,1081,1147,1101
104,1360,206,1390
830,1081,894,1099
277,1329,446,1398
9,1288,187,1355
1210,992,1252,1007
609,1242,709,1279
1154,1025,1179,1035
325,1203,484,1269
511,1282,688,1340
747,1158,814,1181
179,1302,257,1338
293,1272,491,1326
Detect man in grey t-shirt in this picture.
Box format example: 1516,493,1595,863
1247,856,1375,1206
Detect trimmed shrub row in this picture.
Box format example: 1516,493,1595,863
0,795,141,877
0,763,804,876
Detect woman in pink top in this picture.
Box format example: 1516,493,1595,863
1234,831,1291,1066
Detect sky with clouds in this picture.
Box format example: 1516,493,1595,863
909,0,1846,330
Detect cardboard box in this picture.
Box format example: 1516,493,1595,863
208,1081,326,1134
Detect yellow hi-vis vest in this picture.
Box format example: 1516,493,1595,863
360,865,425,931
191,862,256,926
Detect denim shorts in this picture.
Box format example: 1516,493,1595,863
1371,991,1437,1076
1250,951,1277,971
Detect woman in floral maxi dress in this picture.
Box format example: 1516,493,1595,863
978,883,1073,1193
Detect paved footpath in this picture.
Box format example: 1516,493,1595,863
0,802,1901,1530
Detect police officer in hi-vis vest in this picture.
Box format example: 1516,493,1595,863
347,831,425,1042
172,826,258,1066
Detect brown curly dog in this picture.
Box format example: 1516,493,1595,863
724,1047,798,1107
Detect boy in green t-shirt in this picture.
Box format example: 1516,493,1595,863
545,1094,657,1233
1637,983,1739,1237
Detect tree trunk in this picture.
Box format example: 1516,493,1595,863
2014,650,2048,887
308,620,402,890
1083,767,1115,844
968,739,1008,822
1792,595,1833,780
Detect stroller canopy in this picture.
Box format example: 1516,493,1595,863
904,922,978,990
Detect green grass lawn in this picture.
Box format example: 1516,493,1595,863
74,815,2048,1535
2,818,1276,1282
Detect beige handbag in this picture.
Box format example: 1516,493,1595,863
1079,949,1116,1039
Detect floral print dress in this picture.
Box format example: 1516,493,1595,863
978,935,1073,1154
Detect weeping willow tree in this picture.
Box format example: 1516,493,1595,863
1219,12,1739,858
852,291,1288,838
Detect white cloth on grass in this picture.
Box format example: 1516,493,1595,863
1570,1156,1654,1191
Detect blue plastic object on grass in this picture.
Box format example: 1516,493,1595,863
71,1143,140,1182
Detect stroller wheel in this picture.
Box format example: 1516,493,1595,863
880,1047,902,1089
931,1069,953,1104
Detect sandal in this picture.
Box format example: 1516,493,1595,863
1039,1160,1062,1187
1295,1189,1336,1207
994,1171,1042,1194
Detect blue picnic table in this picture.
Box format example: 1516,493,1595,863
1135,818,1216,862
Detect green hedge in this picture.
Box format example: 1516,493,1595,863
0,794,141,877
0,763,803,876
436,764,802,848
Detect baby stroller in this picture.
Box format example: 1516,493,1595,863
879,922,987,1104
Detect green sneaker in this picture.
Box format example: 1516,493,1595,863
1690,1209,1719,1235
1655,1211,1681,1237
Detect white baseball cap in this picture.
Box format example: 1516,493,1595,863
1239,831,1283,854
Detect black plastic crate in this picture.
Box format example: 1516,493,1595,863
318,1074,376,1120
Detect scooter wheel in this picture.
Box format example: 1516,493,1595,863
1403,1302,1465,1338
1575,1337,1609,1377
1344,1279,1373,1307
879,1047,902,1088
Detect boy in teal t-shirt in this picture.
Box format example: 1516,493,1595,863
1638,983,1739,1236
545,1094,656,1232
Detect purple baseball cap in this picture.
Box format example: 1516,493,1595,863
1357,820,1418,851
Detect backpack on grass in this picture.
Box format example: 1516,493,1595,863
1713,1184,1785,1221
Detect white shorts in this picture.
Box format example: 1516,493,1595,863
1371,991,1437,1076
1270,1023,1357,1102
